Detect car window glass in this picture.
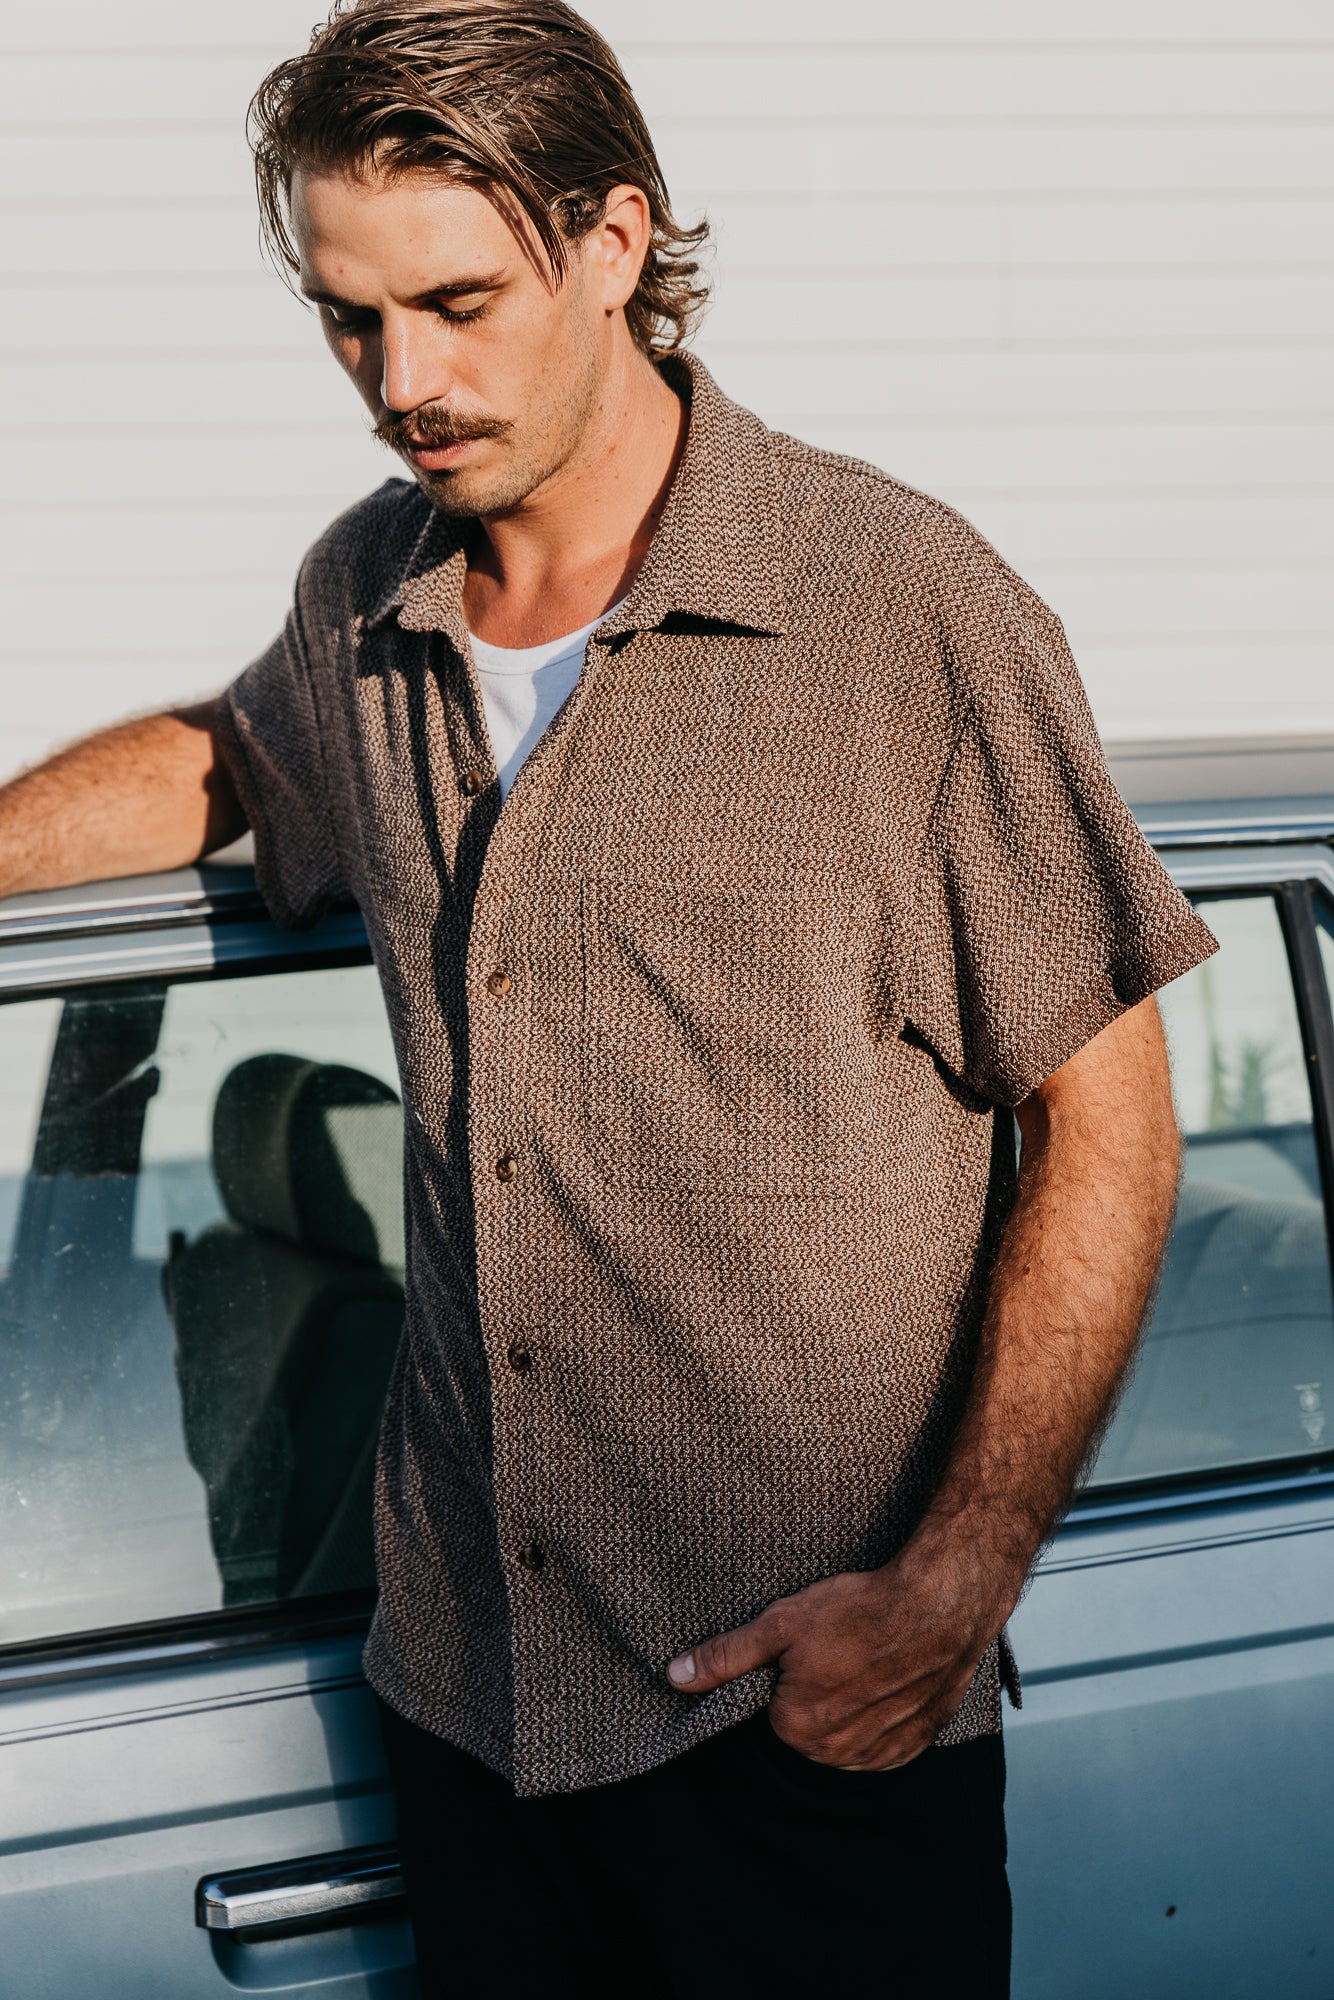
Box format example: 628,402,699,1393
1087,892,1334,1489
1317,900,1334,1020
0,960,404,1649
134,969,398,1261
0,998,60,1276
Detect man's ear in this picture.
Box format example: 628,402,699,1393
597,184,653,316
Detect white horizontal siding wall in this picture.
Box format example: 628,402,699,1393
3,1,1331,779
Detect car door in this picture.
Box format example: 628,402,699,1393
1007,843,1334,2000
0,869,418,1999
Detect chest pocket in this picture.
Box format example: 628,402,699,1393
580,876,882,1197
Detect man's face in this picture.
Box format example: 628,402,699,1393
292,167,610,517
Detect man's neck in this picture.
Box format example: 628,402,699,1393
462,347,687,649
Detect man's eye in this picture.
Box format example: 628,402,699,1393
325,308,376,332
436,302,489,326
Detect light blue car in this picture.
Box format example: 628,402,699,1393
0,742,1331,1997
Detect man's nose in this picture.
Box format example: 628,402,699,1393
379,312,451,416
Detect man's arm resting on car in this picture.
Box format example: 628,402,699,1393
667,995,1180,1768
0,699,246,898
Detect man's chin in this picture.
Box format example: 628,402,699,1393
409,463,537,520
411,466,483,518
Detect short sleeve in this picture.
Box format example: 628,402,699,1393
904,562,1218,1106
214,564,347,931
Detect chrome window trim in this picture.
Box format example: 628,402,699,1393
1157,840,1334,895
1140,811,1334,850
0,883,269,946
1066,1461,1334,1531
0,864,291,949
0,909,370,995
0,1604,373,1695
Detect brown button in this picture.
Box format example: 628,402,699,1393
461,768,486,796
508,1341,534,1373
517,1541,545,1573
495,1153,519,1183
486,969,513,999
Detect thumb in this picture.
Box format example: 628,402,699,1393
668,1608,783,1693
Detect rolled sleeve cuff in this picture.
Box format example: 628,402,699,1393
982,904,1219,1106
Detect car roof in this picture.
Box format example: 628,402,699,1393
1108,735,1334,847
0,737,1330,932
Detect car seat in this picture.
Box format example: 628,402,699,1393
163,1053,406,1607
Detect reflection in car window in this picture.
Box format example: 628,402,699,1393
0,963,404,1648
134,970,398,1260
1088,893,1334,1489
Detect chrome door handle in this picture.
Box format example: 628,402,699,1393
197,1844,405,1934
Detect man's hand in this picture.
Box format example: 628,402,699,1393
667,1544,999,1771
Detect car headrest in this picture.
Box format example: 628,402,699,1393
212,1054,405,1270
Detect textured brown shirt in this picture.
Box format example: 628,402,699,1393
219,353,1217,1796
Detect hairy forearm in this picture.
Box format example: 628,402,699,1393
0,702,246,898
904,998,1181,1619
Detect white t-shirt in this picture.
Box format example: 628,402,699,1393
469,602,625,800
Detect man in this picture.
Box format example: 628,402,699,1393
1,2,1217,1992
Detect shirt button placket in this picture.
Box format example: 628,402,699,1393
485,962,517,1183
491,973,532,1368
476,934,543,1614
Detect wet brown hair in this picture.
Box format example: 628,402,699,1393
249,0,710,355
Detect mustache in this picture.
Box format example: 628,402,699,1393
373,404,513,453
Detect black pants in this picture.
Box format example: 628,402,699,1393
376,1695,1011,1998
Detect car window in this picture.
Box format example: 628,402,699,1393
1317,899,1334,1021
0,959,403,1648
1087,892,1334,1490
0,998,61,1277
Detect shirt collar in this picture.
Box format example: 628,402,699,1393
366,352,787,642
